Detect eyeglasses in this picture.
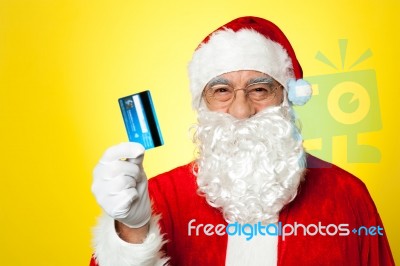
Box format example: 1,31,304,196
203,80,283,108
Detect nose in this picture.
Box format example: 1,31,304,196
227,91,255,119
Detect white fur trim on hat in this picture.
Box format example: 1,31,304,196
92,213,169,266
188,28,295,109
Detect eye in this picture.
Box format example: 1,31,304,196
210,86,233,96
248,87,270,95
206,86,233,102
247,85,275,101
253,87,269,93
214,87,229,93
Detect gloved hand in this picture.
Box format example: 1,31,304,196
92,142,151,228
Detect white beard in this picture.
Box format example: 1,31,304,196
193,105,306,224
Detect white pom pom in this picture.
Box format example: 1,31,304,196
287,79,312,105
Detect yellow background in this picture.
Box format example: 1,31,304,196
0,0,398,265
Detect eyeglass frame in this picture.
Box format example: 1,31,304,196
202,76,284,108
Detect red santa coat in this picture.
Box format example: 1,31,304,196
91,155,394,265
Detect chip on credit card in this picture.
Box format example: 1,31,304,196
118,91,164,150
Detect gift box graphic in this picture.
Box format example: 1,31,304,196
294,40,381,163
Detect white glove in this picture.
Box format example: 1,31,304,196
92,142,151,228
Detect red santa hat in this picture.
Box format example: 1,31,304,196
188,16,312,109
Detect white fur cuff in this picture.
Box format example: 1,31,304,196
92,213,168,266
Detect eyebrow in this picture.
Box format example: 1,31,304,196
206,76,275,88
207,77,230,87
246,77,274,86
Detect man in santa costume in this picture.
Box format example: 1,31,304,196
90,17,394,265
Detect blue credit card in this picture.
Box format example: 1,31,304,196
118,91,164,150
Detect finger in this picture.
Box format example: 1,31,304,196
109,174,138,194
126,154,145,165
100,142,145,163
109,160,141,178
111,188,139,218
94,160,141,180
93,161,144,186
108,160,145,183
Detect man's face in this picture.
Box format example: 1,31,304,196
194,71,305,224
203,70,284,119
